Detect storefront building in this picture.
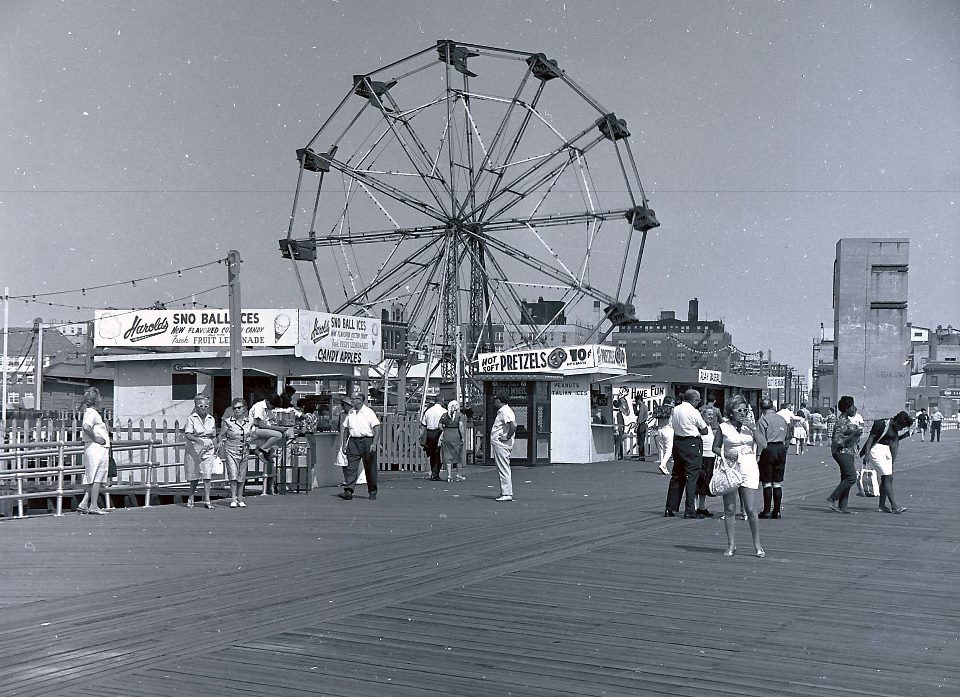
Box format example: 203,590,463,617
476,344,627,465
93,308,382,487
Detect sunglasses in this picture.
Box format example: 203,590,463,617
733,407,748,413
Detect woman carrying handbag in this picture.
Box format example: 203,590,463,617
711,394,764,558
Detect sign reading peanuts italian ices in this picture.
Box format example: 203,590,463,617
295,310,382,364
94,309,297,348
477,344,627,375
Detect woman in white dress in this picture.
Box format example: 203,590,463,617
78,388,110,515
712,394,764,558
184,395,218,509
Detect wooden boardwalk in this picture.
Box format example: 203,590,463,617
1,433,957,696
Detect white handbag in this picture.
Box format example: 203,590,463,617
709,457,743,496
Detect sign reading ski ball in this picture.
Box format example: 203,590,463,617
94,309,297,348
478,344,627,375
296,310,382,365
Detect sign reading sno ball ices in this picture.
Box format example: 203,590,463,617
94,309,298,348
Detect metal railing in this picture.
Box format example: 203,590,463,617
0,439,168,519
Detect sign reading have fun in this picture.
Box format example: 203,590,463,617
94,309,297,348
478,344,627,375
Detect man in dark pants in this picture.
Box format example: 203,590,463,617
420,397,446,480
665,389,708,519
338,394,380,501
755,398,789,519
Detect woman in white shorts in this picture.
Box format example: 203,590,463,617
78,388,110,515
860,410,914,514
712,394,763,558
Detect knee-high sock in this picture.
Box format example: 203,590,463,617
761,486,772,514
772,486,783,515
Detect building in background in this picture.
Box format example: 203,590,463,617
832,238,910,419
907,324,960,417
611,298,734,373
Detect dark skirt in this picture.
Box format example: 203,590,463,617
696,456,716,497
441,428,463,464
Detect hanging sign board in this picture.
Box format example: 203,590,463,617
697,368,723,385
767,376,786,389
296,310,382,365
478,344,626,375
94,309,297,348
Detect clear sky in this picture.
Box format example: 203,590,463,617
2,0,957,373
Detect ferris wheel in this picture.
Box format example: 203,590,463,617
281,40,659,391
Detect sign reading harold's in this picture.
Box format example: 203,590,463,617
478,344,627,375
295,310,382,365
95,309,297,348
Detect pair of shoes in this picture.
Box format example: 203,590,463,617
368,492,377,500
76,506,89,515
771,512,782,519
238,500,247,508
856,492,866,497
429,475,442,481
723,546,737,557
826,498,840,512
697,509,714,518
663,510,676,517
839,508,856,515
735,512,746,521
758,511,771,519
891,506,907,514
88,508,107,516
878,505,892,513
494,495,513,502
453,474,466,481
682,512,698,519
204,502,215,510
186,499,195,509
337,491,353,500
755,547,766,558
658,466,670,475
229,500,239,508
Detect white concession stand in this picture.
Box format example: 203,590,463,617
476,344,628,465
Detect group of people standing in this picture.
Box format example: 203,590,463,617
661,390,765,558
652,388,920,557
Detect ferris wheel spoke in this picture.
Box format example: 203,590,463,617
466,231,618,307
453,72,536,220
324,156,446,221
355,75,453,210
481,132,606,222
334,237,445,313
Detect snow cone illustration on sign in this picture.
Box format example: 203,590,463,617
273,313,291,342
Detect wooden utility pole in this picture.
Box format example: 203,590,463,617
35,319,43,412
227,250,243,402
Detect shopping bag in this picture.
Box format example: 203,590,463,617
212,456,225,477
858,466,879,497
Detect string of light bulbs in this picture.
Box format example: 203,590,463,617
5,257,227,301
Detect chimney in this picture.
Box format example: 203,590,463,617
594,300,601,326
660,310,675,320
688,298,699,323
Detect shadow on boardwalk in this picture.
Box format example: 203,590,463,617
1,434,957,696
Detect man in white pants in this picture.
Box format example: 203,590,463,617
490,392,516,502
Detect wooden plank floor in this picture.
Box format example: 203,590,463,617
1,433,957,696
